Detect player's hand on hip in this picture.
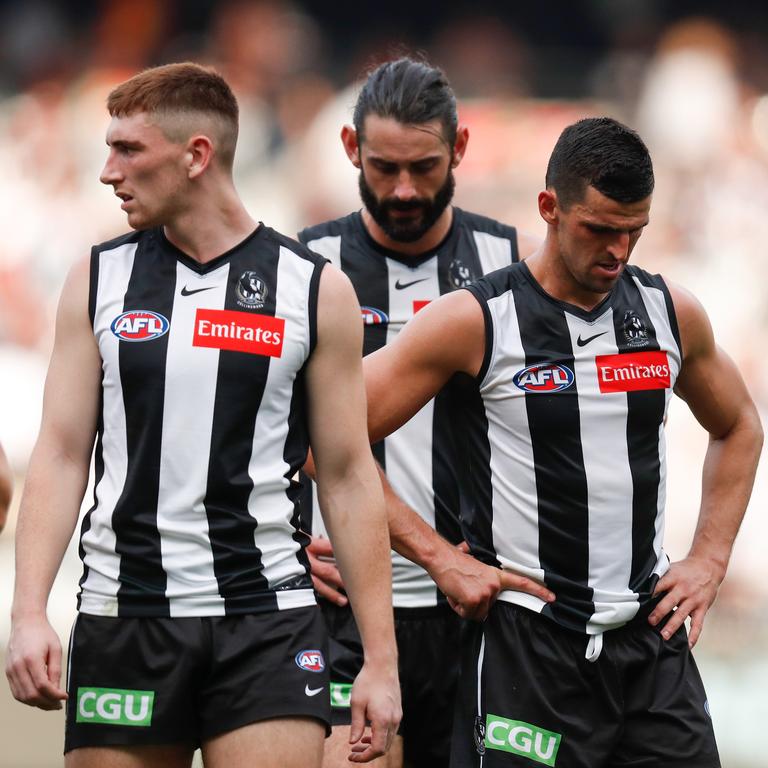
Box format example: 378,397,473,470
438,544,555,621
305,534,348,606
5,615,68,710
650,555,725,648
348,659,401,763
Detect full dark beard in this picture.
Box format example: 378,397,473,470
359,169,455,243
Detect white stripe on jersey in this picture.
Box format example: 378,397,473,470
306,235,341,269
247,245,315,606
634,277,681,582
159,261,229,617
385,258,440,606
474,232,513,276
80,243,137,616
481,292,546,613
564,309,636,626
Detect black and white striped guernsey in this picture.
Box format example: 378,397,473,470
78,225,325,617
298,209,519,608
462,261,682,635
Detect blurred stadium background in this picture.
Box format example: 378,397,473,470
1,1,767,765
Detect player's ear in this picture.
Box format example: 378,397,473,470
538,189,559,225
186,135,214,179
341,125,361,168
451,125,469,167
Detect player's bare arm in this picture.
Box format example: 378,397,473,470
0,441,12,533
365,289,555,619
6,260,101,710
306,264,401,763
649,282,763,646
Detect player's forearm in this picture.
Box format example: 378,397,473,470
688,405,763,573
319,468,397,664
11,444,89,620
381,466,453,574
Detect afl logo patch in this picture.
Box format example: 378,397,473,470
513,363,574,393
111,311,169,342
295,650,325,673
361,306,389,325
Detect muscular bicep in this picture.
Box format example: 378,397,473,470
365,289,486,444
36,260,101,466
672,282,757,438
305,265,371,482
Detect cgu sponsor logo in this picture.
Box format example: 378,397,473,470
330,682,352,708
485,714,562,766
76,687,154,727
193,308,284,357
361,306,389,325
596,351,670,393
295,649,325,673
513,363,574,393
111,311,169,342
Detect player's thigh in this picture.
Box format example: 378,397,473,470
321,725,403,768
202,717,325,768
66,744,193,768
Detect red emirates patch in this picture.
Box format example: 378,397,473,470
596,351,670,393
193,309,284,357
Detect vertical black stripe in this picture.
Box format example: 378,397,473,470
514,286,594,632
204,246,280,611
342,240,389,468
453,373,499,568
88,247,99,327
284,368,313,580
113,238,176,616
78,248,103,607
612,279,666,595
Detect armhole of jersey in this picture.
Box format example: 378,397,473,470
658,276,683,359
88,246,100,329
464,285,494,384
307,258,327,354
510,227,520,263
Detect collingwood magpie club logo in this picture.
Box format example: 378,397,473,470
622,310,649,347
236,271,268,309
474,716,486,755
449,258,476,289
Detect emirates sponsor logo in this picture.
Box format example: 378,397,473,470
596,351,670,393
193,308,284,356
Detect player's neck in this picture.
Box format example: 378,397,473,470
163,188,257,264
362,207,453,257
525,248,609,312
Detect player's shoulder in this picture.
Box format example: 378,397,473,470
259,224,328,268
297,212,360,246
91,229,144,255
454,207,518,242
622,263,671,293
467,260,528,302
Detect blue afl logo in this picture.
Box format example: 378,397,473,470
111,310,170,342
361,306,389,325
513,363,574,393
295,649,325,673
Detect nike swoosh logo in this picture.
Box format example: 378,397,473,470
394,278,428,290
576,331,608,347
305,685,324,697
180,285,216,296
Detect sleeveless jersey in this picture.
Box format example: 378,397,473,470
462,261,682,634
78,225,325,617
298,208,519,607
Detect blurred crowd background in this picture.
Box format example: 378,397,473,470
1,1,767,765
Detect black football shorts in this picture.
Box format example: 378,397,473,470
321,599,462,768
65,607,331,753
451,601,720,767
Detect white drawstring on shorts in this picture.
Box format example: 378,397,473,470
585,632,604,662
